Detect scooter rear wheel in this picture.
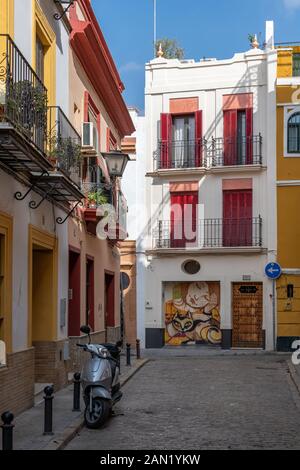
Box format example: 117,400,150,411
84,398,110,429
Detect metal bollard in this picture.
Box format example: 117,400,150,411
43,385,54,436
1,411,14,451
136,339,141,360
72,372,81,412
126,343,131,366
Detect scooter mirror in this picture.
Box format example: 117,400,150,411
80,325,91,335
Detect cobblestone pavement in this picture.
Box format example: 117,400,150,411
66,355,300,450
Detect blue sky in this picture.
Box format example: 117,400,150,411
91,0,300,112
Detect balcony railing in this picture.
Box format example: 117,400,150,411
47,106,81,184
81,180,113,208
153,218,262,249
154,135,262,170
0,34,48,153
155,139,204,169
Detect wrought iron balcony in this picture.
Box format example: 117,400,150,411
155,139,204,170
153,217,262,249
154,135,262,170
47,106,81,185
0,34,51,174
209,135,262,167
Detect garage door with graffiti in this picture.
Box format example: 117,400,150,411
165,282,222,346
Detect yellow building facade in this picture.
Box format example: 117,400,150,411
276,44,300,351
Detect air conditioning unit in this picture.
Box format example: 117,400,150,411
82,122,98,151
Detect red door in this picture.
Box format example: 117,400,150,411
170,192,198,248
86,257,94,330
223,190,252,246
68,250,81,336
105,273,115,341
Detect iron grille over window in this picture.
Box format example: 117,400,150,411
288,112,300,153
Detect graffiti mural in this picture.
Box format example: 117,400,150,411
165,282,222,346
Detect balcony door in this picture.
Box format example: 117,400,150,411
172,115,195,168
170,191,198,248
160,111,202,169
223,108,253,165
223,189,252,247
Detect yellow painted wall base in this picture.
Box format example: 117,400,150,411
277,275,300,337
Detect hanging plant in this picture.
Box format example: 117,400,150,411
6,79,47,138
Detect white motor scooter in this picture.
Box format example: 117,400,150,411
77,325,122,428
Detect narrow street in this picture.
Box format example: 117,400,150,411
66,355,300,450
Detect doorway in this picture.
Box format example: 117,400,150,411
105,272,115,341
232,282,263,348
29,226,57,383
86,257,94,330
68,249,81,336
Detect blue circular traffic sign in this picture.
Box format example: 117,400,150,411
265,262,282,280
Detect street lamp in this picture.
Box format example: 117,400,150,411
102,150,130,179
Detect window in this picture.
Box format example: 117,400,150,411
223,189,253,247
293,53,300,77
182,260,201,275
36,35,45,81
88,108,99,153
223,108,253,165
172,115,195,168
288,113,300,154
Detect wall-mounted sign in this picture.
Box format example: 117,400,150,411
239,286,258,294
265,262,282,280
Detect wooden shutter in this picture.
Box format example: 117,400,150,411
171,192,198,248
223,110,237,165
160,113,172,169
195,110,203,167
246,108,253,164
223,190,252,246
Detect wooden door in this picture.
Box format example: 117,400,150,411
68,250,81,336
232,283,263,348
105,273,115,329
86,257,94,330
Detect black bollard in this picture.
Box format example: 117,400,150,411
72,372,81,412
136,339,141,360
43,385,54,436
1,411,14,451
126,343,131,366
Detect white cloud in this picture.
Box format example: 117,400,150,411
284,0,300,9
119,62,143,73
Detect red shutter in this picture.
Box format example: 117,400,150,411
246,108,253,164
223,110,237,165
160,113,172,169
195,110,203,167
171,192,198,248
223,190,252,246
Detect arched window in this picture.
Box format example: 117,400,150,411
288,112,300,153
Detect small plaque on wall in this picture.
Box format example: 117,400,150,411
239,286,258,294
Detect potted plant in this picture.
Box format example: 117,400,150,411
87,189,110,208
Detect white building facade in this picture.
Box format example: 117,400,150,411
142,29,277,350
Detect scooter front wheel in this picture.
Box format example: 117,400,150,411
84,398,110,429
